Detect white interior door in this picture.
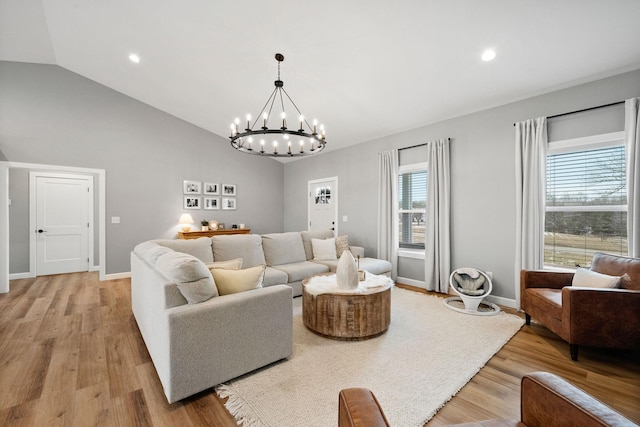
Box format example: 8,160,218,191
308,177,338,235
32,173,92,276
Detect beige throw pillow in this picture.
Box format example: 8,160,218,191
572,268,622,289
206,258,243,270
312,237,337,261
335,235,349,257
211,264,266,296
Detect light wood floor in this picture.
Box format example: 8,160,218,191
0,273,638,426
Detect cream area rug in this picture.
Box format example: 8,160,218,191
216,287,524,427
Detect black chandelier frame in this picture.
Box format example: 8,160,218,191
229,53,326,157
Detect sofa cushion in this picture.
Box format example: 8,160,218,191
138,243,173,265
211,265,266,296
206,258,243,270
301,230,335,260
153,237,214,263
572,268,623,289
155,251,218,304
272,261,329,283
525,288,562,321
262,232,307,266
312,238,337,261
264,267,289,287
212,234,266,267
590,252,640,290
313,257,392,276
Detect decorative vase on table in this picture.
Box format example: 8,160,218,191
336,250,359,290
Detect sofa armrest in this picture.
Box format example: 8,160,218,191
521,372,637,427
163,285,293,403
562,287,640,348
349,246,365,258
520,269,574,290
338,388,390,427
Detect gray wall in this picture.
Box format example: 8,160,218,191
0,61,284,275
283,69,640,301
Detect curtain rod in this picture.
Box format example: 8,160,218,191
398,138,451,151
513,101,624,126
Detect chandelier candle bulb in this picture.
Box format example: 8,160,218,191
246,114,251,130
262,112,268,129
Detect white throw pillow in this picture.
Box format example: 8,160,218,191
572,268,622,289
312,237,337,261
211,264,266,296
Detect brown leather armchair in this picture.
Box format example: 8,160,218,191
520,252,640,360
338,372,638,427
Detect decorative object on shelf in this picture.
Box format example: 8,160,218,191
201,220,209,231
183,196,201,209
229,53,326,158
336,250,358,290
204,182,219,195
222,184,237,196
183,180,201,194
204,197,220,210
222,198,236,210
179,213,194,232
208,220,219,230
177,228,251,239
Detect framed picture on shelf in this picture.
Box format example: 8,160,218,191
222,184,237,196
183,180,201,194
204,182,219,195
222,198,236,210
184,196,201,210
204,197,220,210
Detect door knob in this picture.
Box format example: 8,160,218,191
37,229,46,233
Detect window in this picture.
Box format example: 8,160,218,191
545,132,627,268
398,164,427,249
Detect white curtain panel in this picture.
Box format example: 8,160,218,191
625,98,640,258
424,138,451,293
514,117,547,309
377,149,398,279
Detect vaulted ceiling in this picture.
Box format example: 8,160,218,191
2,0,640,160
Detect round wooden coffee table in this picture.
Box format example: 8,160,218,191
302,274,392,341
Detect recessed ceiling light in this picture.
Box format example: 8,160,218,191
481,49,496,62
129,53,141,63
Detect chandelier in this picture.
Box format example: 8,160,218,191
229,53,326,157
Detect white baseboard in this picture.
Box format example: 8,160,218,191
90,265,100,272
396,276,426,289
396,276,517,309
9,272,30,280
485,294,517,309
104,272,131,281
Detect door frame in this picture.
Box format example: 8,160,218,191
307,176,338,235
0,161,106,293
30,172,95,277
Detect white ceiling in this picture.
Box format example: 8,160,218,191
2,0,640,161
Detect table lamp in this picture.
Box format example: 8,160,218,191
179,213,194,232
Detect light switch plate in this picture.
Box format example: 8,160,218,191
111,216,120,224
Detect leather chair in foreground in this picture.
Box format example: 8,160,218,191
338,372,638,427
520,252,640,360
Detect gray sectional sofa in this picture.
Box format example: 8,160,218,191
130,230,391,403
